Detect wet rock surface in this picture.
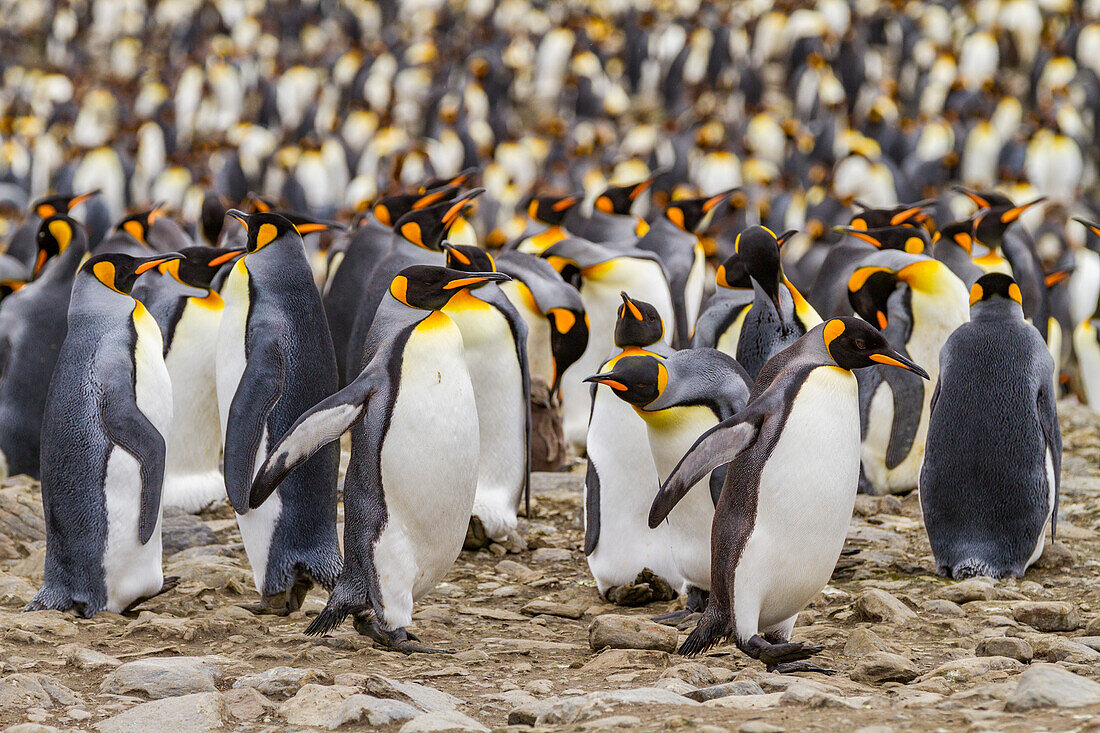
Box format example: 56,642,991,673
2,400,1100,730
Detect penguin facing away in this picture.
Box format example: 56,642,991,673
0,214,88,479
217,210,343,613
585,348,751,622
920,273,1060,579
251,265,509,653
651,317,928,669
28,251,184,617
441,243,532,545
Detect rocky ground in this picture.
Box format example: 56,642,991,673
4,404,1100,732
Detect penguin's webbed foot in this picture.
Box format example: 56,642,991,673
354,615,453,655
771,661,836,675
652,586,708,626
742,634,825,671
243,575,315,616
651,609,695,625
463,515,491,551
606,569,677,607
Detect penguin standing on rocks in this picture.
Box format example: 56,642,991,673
586,349,750,622
217,211,342,614
251,265,508,652
0,215,88,479
585,293,680,604
920,274,1060,579
440,244,531,546
134,246,245,512
27,251,183,617
651,318,928,668
735,226,822,380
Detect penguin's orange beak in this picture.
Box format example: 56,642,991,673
135,255,183,275
1000,197,1045,223
870,350,930,379
442,272,510,290
583,374,628,391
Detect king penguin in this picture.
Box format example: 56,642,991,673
28,251,183,616
920,273,1060,579
250,265,508,652
0,214,88,478
134,246,245,512
585,292,681,604
650,318,928,668
217,210,342,613
440,243,532,546
585,348,750,622
691,252,755,357
5,191,97,272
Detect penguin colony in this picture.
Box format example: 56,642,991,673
2,0,1099,671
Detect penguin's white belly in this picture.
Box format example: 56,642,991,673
500,281,553,386
734,367,860,639
374,321,478,628
1074,322,1100,411
1069,249,1100,326
561,292,614,452
445,300,526,540
585,388,682,592
103,309,172,612
163,300,225,513
684,246,706,336
716,305,752,358
645,405,719,591
1025,449,1056,570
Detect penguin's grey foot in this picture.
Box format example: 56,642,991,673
742,634,824,670
353,615,453,655
651,608,694,625
771,661,835,675
22,600,46,612
463,515,491,551
244,575,315,616
606,569,677,607
122,576,181,615
652,586,708,625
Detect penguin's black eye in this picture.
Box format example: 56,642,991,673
853,338,866,350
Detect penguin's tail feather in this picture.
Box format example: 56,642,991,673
678,607,730,657
305,596,368,636
951,558,998,579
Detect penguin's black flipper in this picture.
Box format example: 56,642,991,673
649,416,760,527
250,370,378,509
225,334,286,513
98,350,167,545
1037,379,1062,541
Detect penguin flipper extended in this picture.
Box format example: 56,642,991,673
649,417,760,527
882,363,924,470
98,353,167,545
250,370,378,509
1037,379,1062,541
225,333,286,513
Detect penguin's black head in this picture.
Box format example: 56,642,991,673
934,219,975,254
389,264,509,311
972,197,1046,244
954,186,1014,211
163,246,246,289
715,252,752,290
594,179,653,216
969,273,1023,308
838,225,929,255
201,193,228,245
373,186,458,228
442,243,496,273
84,252,185,295
1075,218,1100,252
849,200,932,231
583,355,665,408
734,226,790,311
526,193,581,226
847,266,899,330
394,189,484,251
32,190,98,219
822,317,929,378
664,190,736,233
116,203,166,246
615,291,665,348
548,306,589,396
226,210,299,253
34,215,83,277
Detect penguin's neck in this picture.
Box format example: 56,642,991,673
971,299,1024,322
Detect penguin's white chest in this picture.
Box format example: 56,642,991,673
500,280,553,386
102,307,171,612
374,315,479,628
735,367,860,634
217,261,251,434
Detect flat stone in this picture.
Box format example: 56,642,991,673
850,652,919,684
0,674,80,711
659,662,717,688
1013,602,1080,632
1074,636,1100,652
588,614,677,652
1034,542,1074,569
3,726,61,733
232,666,327,700
580,716,643,730
530,547,573,563
222,687,275,721
582,649,671,671
1005,663,1100,710
685,681,766,702
521,599,586,619
277,684,360,727
1033,638,1100,663
399,710,489,732
920,656,1022,684
333,673,463,712
936,578,996,603
160,512,218,556
99,657,220,699
975,637,1033,662
59,644,121,669
95,692,226,733
509,688,696,726
739,723,784,733
921,599,965,616
853,589,916,624
843,628,891,657
495,560,541,584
